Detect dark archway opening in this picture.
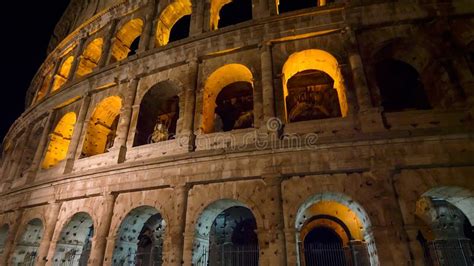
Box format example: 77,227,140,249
169,15,191,43
286,69,341,122
303,227,346,266
218,0,253,29
215,81,254,132
127,37,141,57
375,59,431,112
208,206,259,265
134,83,180,146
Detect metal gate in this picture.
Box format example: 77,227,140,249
423,239,473,266
198,244,259,266
303,243,348,266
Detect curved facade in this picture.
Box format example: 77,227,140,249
1,0,474,265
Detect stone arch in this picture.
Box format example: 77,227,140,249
18,124,44,175
76,38,104,77
155,0,192,47
42,112,77,169
202,64,254,133
81,96,122,157
192,199,260,265
51,55,75,92
134,81,181,146
295,192,378,266
0,224,8,256
282,49,348,122
52,212,94,265
11,218,44,265
209,0,252,30
421,186,474,225
34,66,54,103
112,206,166,265
110,18,144,63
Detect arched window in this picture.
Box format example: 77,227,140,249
34,68,54,103
76,38,104,78
110,19,144,63
81,96,122,158
42,112,77,169
12,219,44,265
134,81,180,146
210,0,253,30
17,126,44,176
112,206,166,265
282,49,348,123
155,0,192,47
169,15,191,43
192,200,259,265
51,56,74,92
202,64,254,133
375,59,431,112
53,212,94,265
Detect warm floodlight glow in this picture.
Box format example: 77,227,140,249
81,96,122,157
34,72,53,103
51,56,75,92
282,49,348,121
76,38,104,77
202,64,253,133
110,19,143,62
155,0,192,47
42,112,77,169
210,0,232,30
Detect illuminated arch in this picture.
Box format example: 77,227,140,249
34,70,53,103
81,96,122,157
12,219,44,265
42,112,77,169
202,64,254,133
110,19,144,63
210,0,252,30
76,38,104,78
155,0,192,47
112,206,166,265
52,212,94,265
295,192,379,265
51,56,75,92
282,49,348,122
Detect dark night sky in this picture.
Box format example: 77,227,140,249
0,1,71,143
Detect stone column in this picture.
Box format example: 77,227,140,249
260,43,276,125
99,19,119,68
345,29,385,132
64,93,92,173
189,0,205,36
139,0,158,53
404,225,427,266
114,78,139,162
2,210,23,265
11,126,32,179
166,184,189,265
284,227,298,265
69,37,87,81
180,59,199,149
89,193,116,265
450,57,474,112
37,201,61,266
28,111,54,179
182,232,195,265
262,175,287,265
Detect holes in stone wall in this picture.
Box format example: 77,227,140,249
12,219,44,265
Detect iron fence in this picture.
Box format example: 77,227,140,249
195,244,259,266
423,239,473,266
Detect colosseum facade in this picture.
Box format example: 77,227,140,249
0,0,473,265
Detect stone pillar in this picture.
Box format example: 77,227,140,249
89,193,116,265
28,111,54,179
284,227,298,265
261,175,287,265
37,201,61,266
64,93,92,173
69,37,87,81
404,225,427,266
190,0,205,36
99,19,119,68
450,57,474,113
182,232,195,265
345,29,385,132
180,59,199,145
165,184,189,265
139,0,158,53
267,0,279,16
114,79,139,162
2,210,23,265
11,126,32,179
260,43,276,125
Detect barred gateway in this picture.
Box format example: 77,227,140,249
1,0,474,265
